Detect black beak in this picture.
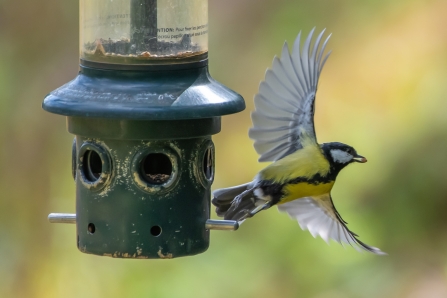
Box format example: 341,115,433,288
353,154,367,163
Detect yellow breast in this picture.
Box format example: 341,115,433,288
257,132,333,204
260,136,330,184
279,181,334,204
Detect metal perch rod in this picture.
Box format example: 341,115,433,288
48,213,239,231
48,213,76,224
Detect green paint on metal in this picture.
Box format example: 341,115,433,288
67,117,221,140
75,136,212,258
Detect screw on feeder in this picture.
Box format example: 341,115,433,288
43,0,245,259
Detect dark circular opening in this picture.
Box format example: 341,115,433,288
141,153,172,185
150,225,162,237
88,223,96,234
203,147,214,180
82,150,103,182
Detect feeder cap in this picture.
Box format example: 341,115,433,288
43,64,245,120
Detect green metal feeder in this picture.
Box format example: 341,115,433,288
44,0,244,259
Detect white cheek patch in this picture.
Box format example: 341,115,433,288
330,149,353,163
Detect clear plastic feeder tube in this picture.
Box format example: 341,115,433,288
80,0,208,65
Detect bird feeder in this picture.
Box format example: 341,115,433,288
44,0,244,259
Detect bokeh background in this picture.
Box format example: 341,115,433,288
1,0,447,297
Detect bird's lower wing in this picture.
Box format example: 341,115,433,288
277,194,385,255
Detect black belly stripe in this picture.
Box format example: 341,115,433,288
259,171,337,206
289,172,336,185
258,181,284,206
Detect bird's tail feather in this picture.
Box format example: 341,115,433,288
212,183,260,221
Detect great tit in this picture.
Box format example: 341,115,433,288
212,28,384,254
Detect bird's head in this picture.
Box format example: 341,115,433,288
322,142,367,172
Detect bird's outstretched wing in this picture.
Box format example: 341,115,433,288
277,194,385,255
249,28,331,162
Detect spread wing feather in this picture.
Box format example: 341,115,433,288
277,194,386,255
249,28,332,162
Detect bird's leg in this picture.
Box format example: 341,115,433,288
248,202,272,218
232,188,254,204
226,187,256,220
236,201,271,224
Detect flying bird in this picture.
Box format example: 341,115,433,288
212,28,384,254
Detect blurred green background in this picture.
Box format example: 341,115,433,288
1,0,447,297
